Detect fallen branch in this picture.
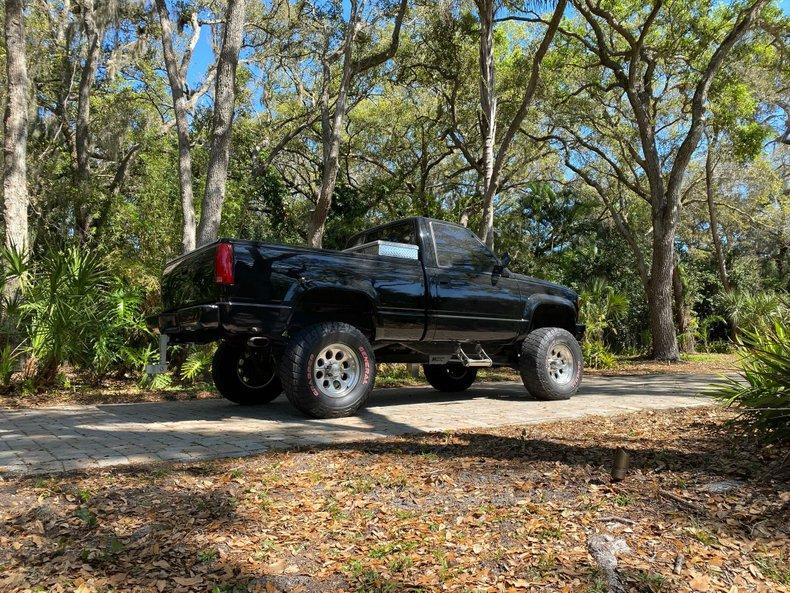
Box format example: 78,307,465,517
597,516,636,525
658,488,706,514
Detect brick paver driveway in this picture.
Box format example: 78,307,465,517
0,374,715,475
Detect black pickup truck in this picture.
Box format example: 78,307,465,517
155,216,584,418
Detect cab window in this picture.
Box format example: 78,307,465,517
430,222,497,272
352,221,417,247
366,221,417,245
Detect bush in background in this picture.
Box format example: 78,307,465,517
579,279,628,369
721,290,789,334
19,246,151,383
0,245,159,390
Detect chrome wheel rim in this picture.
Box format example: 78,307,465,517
312,343,361,398
236,351,276,389
547,342,574,386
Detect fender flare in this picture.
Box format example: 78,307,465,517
288,284,380,332
522,294,577,334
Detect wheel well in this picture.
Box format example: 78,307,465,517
529,303,576,334
289,289,376,339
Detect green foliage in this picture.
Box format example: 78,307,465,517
146,372,174,391
710,322,789,443
579,279,628,369
582,339,618,370
0,343,25,388
179,345,216,383
721,291,789,334
16,245,152,384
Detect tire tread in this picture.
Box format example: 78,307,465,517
520,327,582,400
279,322,375,418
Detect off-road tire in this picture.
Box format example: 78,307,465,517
422,363,478,392
519,327,583,400
212,342,282,405
279,322,376,418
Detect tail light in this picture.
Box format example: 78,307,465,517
214,243,235,285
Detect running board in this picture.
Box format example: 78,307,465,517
456,344,492,367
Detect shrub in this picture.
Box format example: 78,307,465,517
705,340,734,354
179,345,216,383
697,315,729,352
721,290,789,334
19,246,151,384
579,279,628,368
582,339,617,369
710,321,789,443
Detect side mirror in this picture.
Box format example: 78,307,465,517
492,252,511,279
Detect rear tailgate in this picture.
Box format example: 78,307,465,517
161,243,221,312
157,242,227,341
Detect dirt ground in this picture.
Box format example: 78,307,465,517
1,406,786,593
0,354,738,409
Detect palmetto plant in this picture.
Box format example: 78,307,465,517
20,246,150,383
180,345,216,383
721,290,789,334
578,278,628,368
0,246,30,387
579,278,629,342
711,321,789,444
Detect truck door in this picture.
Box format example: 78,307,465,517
424,220,524,342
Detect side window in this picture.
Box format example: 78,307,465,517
430,222,497,271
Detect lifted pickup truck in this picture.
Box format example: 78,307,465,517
155,216,584,418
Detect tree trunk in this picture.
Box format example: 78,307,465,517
705,145,731,292
306,9,358,249
477,0,497,250
3,0,29,271
306,67,348,249
75,4,103,240
305,0,407,248
672,261,695,353
155,0,197,253
306,133,342,249
648,219,680,360
197,0,246,247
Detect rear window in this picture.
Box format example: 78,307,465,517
430,222,497,271
351,221,417,247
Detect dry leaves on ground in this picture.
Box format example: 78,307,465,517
0,407,786,593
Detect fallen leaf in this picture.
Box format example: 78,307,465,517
690,573,711,591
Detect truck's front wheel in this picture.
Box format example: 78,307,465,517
519,327,583,400
280,322,376,418
212,342,282,405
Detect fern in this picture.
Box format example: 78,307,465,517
179,345,216,383
148,372,173,391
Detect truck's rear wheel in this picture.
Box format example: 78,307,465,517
280,322,376,418
519,327,582,400
212,342,282,405
422,363,477,392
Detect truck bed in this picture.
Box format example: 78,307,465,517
159,239,428,344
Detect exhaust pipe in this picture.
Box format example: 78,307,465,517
247,336,269,348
